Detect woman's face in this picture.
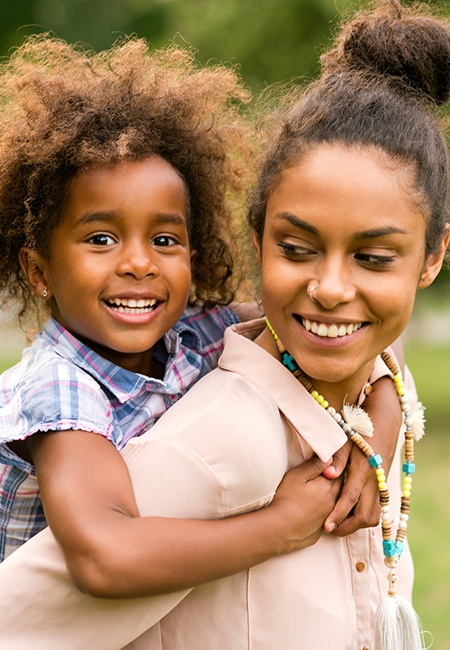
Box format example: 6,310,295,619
255,144,448,402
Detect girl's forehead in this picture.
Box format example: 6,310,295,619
61,156,189,228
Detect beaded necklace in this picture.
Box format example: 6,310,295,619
265,317,425,597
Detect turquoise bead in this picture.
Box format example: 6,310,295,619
383,539,395,557
394,541,404,558
402,462,416,474
369,454,383,467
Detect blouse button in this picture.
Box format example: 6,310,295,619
355,561,365,572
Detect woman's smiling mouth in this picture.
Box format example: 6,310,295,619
300,318,363,338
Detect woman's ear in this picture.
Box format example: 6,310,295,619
19,248,51,300
252,230,262,264
418,225,450,289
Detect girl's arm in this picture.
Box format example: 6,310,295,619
323,373,402,535
27,429,341,599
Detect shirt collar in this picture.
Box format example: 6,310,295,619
39,316,200,404
219,319,393,461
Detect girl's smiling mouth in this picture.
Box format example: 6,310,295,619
104,297,159,314
298,317,363,338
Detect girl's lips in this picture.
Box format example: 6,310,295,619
299,317,364,339
102,298,163,324
105,297,159,313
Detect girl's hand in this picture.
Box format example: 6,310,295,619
270,455,343,552
322,374,402,536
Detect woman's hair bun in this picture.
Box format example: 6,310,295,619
321,0,450,106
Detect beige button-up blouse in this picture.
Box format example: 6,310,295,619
0,320,415,650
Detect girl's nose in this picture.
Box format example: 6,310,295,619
116,242,158,280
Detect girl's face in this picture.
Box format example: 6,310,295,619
255,144,448,405
24,156,193,375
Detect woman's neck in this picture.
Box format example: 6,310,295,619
255,325,374,410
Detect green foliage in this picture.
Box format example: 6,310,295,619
4,0,446,90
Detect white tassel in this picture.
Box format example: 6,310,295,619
342,402,374,437
410,401,426,441
374,594,426,650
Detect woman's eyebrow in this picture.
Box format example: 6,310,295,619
275,212,319,235
353,226,408,240
276,213,408,240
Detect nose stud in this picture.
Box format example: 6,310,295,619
309,285,318,303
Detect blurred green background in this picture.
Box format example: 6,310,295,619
0,0,449,646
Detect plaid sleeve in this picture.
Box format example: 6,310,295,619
180,305,239,370
0,351,116,444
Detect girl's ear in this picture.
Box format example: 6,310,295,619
19,248,52,300
418,225,450,289
252,230,262,264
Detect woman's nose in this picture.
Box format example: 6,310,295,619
308,261,356,309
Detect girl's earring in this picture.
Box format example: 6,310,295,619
42,287,48,299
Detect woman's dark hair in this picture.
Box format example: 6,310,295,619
0,36,254,324
248,0,450,259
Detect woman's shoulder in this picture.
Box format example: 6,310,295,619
124,368,287,516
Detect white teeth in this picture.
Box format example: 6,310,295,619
302,319,362,338
327,325,338,338
107,297,158,311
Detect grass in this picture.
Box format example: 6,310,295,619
1,339,449,647
404,343,450,650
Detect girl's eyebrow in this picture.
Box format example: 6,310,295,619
275,213,407,239
75,211,187,226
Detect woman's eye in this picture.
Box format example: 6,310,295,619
278,242,314,257
153,235,177,247
355,253,395,267
87,233,115,246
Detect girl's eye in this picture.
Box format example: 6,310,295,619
355,253,396,267
87,233,115,246
153,235,177,247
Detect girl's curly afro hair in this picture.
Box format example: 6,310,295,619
0,35,254,325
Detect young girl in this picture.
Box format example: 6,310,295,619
0,33,343,574
0,32,401,599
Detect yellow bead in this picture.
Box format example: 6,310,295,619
403,489,411,498
404,476,413,485
311,391,319,399
322,400,329,409
376,468,385,477
378,481,387,491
